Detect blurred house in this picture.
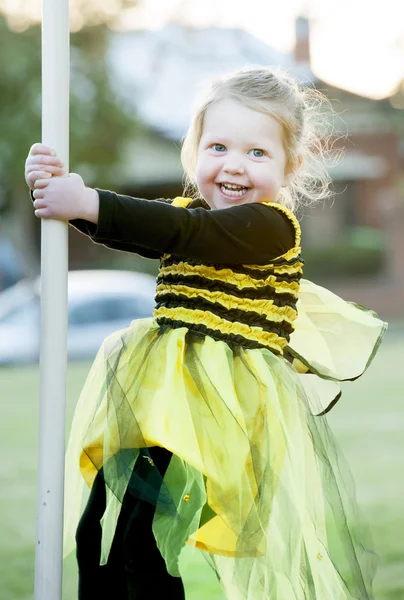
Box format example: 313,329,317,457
106,22,313,194
290,17,404,317
70,19,404,316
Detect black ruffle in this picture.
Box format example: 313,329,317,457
155,294,295,336
156,273,298,304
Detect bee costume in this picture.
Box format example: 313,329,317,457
64,192,386,600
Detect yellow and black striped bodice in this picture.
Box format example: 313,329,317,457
153,198,303,355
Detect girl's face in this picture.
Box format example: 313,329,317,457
196,98,292,210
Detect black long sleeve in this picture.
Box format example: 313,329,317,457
69,196,174,259
30,189,171,260
72,190,296,264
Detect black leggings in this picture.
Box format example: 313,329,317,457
75,447,186,600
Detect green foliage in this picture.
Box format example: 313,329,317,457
0,13,139,213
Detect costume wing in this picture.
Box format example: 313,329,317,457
287,279,387,415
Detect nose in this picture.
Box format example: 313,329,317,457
223,153,245,175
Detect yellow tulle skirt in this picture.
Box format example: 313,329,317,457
64,279,386,599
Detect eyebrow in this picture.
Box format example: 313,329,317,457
201,133,274,149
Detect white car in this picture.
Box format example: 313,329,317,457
0,270,157,365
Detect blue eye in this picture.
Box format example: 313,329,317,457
212,144,226,152
250,149,265,158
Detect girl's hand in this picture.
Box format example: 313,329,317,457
25,143,65,190
33,173,99,223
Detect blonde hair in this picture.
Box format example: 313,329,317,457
181,66,343,211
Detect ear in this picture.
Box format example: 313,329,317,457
282,155,303,187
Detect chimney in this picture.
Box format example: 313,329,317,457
294,16,311,64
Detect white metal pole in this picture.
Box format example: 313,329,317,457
34,1,69,599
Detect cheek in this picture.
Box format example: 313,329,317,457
250,165,270,189
253,165,281,192
196,156,217,188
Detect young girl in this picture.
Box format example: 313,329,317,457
26,67,386,600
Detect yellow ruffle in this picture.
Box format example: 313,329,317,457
159,261,301,293
272,261,304,275
172,197,193,208
154,305,288,352
155,283,298,325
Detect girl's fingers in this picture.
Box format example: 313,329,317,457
29,143,55,156
34,178,52,189
33,187,45,198
26,155,64,167
26,169,65,192
28,172,51,184
27,166,65,177
34,208,50,219
33,198,45,208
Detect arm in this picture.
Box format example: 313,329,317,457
30,175,296,263
69,194,174,260
70,217,164,260
25,146,166,260
91,189,296,264
30,188,170,260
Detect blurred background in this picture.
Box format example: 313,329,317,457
0,0,403,598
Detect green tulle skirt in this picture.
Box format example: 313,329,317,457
64,279,386,599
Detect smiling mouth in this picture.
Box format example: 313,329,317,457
219,183,250,197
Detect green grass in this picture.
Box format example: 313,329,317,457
0,325,403,599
